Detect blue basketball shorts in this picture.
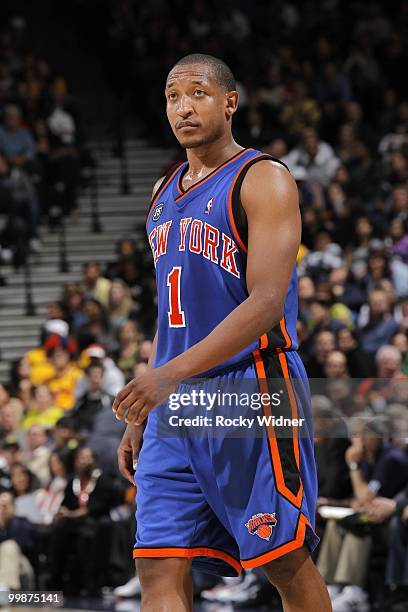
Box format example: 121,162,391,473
134,349,319,576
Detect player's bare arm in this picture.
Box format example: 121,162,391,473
113,161,300,425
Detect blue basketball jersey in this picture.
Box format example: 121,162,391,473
146,148,299,372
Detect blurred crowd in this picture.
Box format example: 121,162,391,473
0,231,158,596
0,0,407,610
0,19,91,277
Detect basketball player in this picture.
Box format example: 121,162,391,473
113,54,332,612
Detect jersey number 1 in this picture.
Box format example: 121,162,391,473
167,266,185,327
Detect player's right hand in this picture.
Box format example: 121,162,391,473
117,422,144,486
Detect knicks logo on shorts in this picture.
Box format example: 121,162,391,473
245,512,277,541
152,203,164,222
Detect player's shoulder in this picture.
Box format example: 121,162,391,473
241,156,297,199
245,156,292,180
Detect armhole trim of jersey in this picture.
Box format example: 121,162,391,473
146,162,185,224
227,155,291,254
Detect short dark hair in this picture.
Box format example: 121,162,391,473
74,444,98,464
85,362,104,376
11,463,37,494
55,416,76,430
169,54,236,92
83,261,100,270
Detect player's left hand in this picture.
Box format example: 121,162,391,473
112,368,177,425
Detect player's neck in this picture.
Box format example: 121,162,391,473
185,137,243,176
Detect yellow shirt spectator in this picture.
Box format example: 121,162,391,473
26,348,55,386
26,321,71,385
22,385,64,429
47,364,83,411
45,343,83,411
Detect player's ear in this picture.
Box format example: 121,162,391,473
225,91,239,118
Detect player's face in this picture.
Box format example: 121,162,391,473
165,64,238,149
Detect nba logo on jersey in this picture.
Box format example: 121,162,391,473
205,197,214,214
152,202,164,221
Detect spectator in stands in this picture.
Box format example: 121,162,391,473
0,385,10,410
358,345,406,410
75,344,124,399
22,385,63,430
34,450,69,526
392,331,408,367
62,283,86,331
48,446,122,596
46,85,80,215
279,81,321,137
313,395,351,504
81,262,111,308
308,295,344,339
0,152,38,260
0,105,36,170
17,381,34,413
376,345,404,380
389,229,408,300
283,127,341,186
75,298,117,353
46,301,66,322
32,119,51,179
305,330,336,378
0,399,24,441
365,250,392,294
298,275,315,307
51,416,78,453
24,319,70,387
350,217,375,271
317,418,408,610
10,463,42,523
70,364,113,435
0,491,36,591
45,343,82,411
0,105,40,253
107,279,137,328
360,290,400,354
298,232,344,283
387,403,408,450
323,351,349,379
366,483,408,610
336,327,375,378
105,238,143,281
0,436,22,492
114,320,143,381
138,339,153,363
71,364,125,475
22,425,50,486
388,216,407,252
